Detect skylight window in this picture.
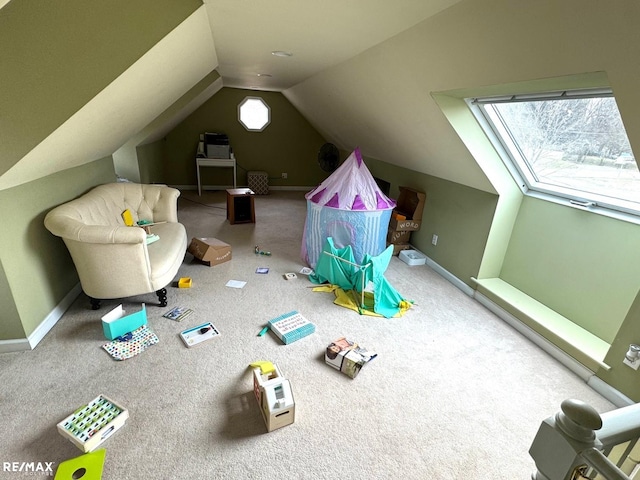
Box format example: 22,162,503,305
238,96,270,132
469,89,640,216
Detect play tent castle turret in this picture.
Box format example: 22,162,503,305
301,148,396,268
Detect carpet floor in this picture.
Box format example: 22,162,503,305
0,189,614,479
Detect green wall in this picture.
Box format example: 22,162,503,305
0,261,23,339
0,0,205,342
0,158,116,340
431,73,640,396
501,197,640,344
365,157,498,286
138,140,166,184
164,88,328,189
602,290,640,401
0,0,201,176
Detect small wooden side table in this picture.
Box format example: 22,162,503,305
226,188,255,224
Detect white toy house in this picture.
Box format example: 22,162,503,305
251,362,295,432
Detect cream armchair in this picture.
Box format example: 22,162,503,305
44,182,188,309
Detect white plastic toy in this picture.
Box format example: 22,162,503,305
250,361,295,432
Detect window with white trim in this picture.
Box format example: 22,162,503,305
468,89,640,216
238,96,270,132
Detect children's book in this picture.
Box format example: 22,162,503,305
267,310,315,345
163,306,193,322
180,322,220,348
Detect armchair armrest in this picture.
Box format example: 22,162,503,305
45,215,146,244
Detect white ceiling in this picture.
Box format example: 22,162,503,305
204,0,464,91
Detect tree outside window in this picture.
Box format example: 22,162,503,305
471,90,640,214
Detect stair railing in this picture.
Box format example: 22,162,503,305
530,399,640,480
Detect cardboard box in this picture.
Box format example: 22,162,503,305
388,242,411,256
387,229,411,244
399,249,427,266
396,186,426,221
188,237,232,267
325,337,377,379
389,215,422,232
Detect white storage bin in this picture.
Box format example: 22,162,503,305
399,249,426,266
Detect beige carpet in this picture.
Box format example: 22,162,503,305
0,190,614,479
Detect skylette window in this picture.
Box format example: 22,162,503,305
469,89,640,217
238,96,270,132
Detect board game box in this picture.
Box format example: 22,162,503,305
267,310,315,344
57,395,129,452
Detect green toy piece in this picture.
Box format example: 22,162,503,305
54,448,106,480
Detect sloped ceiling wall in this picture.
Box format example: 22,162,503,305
3,0,640,196
284,0,640,195
0,0,216,190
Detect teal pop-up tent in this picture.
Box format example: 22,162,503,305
309,237,411,318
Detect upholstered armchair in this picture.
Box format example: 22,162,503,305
44,182,188,309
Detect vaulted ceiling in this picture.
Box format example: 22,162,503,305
204,0,464,91
201,0,496,192
3,0,638,198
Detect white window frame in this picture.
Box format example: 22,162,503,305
466,89,640,222
238,96,271,132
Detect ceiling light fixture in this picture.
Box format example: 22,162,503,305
271,51,293,57
257,73,272,77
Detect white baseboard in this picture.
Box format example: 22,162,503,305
587,376,634,407
0,283,82,353
0,338,31,353
423,254,475,297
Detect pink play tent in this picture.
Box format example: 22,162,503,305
301,148,396,268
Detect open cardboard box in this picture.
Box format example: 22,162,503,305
396,186,426,220
388,242,411,256
389,187,425,231
188,237,232,267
